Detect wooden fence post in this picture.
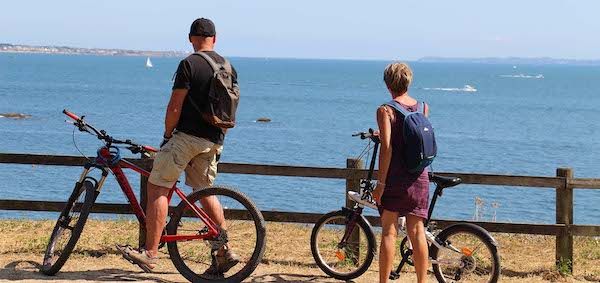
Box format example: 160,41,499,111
346,158,364,208
556,167,573,273
346,158,364,263
138,155,150,249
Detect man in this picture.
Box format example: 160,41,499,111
117,18,239,275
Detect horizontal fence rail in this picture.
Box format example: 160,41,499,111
0,153,568,187
0,199,584,236
1,152,600,273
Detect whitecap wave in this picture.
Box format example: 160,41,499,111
422,85,477,92
500,74,544,79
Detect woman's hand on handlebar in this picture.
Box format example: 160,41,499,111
352,128,380,142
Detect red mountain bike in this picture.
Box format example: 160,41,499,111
41,110,266,283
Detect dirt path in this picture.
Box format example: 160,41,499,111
0,253,386,283
1,220,597,282
0,253,590,283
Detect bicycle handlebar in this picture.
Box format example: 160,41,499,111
63,109,81,121
352,128,380,142
62,109,158,155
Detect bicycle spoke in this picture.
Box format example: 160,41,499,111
168,187,265,282
433,227,498,283
313,214,372,276
445,243,462,254
41,181,94,275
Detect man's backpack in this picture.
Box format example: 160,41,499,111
188,52,240,129
385,100,437,174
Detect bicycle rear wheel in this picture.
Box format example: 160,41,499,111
167,186,266,283
310,209,376,280
41,179,97,275
430,223,500,283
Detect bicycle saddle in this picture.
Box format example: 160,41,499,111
430,174,462,188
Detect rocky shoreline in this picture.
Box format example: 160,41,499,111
0,113,31,119
0,43,186,57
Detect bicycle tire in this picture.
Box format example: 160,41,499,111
310,209,377,280
430,223,500,283
41,179,97,275
167,186,266,283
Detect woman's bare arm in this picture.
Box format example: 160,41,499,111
374,106,392,204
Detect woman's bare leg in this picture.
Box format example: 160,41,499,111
406,214,429,283
379,209,399,283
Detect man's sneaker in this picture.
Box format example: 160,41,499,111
116,244,157,273
203,249,241,276
347,191,377,210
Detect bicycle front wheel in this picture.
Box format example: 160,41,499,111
310,209,376,280
167,186,266,283
41,179,97,275
430,223,501,283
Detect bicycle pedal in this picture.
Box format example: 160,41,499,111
389,271,400,280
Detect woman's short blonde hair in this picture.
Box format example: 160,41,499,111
383,62,413,95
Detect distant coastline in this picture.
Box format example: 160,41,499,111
418,56,600,66
0,43,186,57
2,43,600,65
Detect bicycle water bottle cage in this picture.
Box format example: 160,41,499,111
96,146,121,166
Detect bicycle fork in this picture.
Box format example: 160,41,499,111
338,207,363,261
58,166,107,227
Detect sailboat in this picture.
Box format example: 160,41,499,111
145,57,153,68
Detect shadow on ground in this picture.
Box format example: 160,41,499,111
247,273,345,283
0,260,346,283
0,260,178,282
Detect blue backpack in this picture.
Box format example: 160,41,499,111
385,100,437,174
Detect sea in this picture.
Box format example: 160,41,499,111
1,53,599,225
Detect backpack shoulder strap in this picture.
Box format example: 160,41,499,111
417,101,425,113
194,51,228,72
384,100,412,117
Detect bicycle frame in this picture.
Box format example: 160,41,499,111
350,134,452,262
83,145,221,243
313,130,497,281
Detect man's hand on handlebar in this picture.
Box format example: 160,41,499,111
160,137,170,148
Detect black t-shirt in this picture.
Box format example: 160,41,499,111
172,51,238,145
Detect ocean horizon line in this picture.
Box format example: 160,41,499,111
3,43,600,66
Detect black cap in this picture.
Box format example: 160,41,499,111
189,18,216,37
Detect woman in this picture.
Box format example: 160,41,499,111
373,62,430,283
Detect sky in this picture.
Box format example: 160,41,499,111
1,0,599,60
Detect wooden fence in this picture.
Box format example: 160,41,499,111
1,152,600,273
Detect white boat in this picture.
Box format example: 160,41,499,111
422,84,477,93
462,85,477,92
500,74,544,79
145,57,153,68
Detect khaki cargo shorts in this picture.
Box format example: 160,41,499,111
148,131,222,190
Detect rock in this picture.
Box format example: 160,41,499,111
0,113,31,119
256,117,271,123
